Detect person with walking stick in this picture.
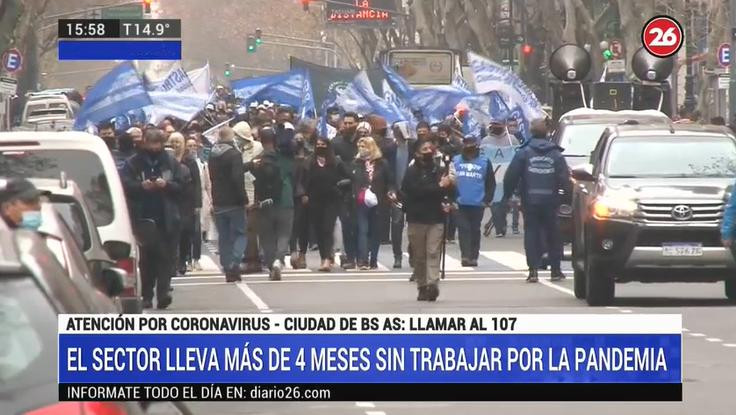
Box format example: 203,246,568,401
402,140,454,301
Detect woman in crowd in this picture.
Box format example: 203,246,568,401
298,136,349,272
168,132,201,275
186,137,211,270
352,136,396,270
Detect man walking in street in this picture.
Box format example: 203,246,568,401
333,111,360,269
208,127,248,283
453,134,495,267
233,121,264,274
481,118,520,238
121,128,184,309
503,118,570,283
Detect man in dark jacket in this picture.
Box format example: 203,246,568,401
402,140,453,301
503,118,570,283
208,127,248,282
247,127,291,281
121,128,184,309
332,111,360,269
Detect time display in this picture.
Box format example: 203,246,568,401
58,20,120,39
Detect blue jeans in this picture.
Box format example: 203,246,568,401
523,204,563,270
357,205,380,266
214,206,247,272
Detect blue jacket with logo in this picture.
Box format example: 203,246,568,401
721,183,736,240
453,154,495,207
503,138,570,206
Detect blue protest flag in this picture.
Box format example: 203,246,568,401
146,91,208,125
74,61,152,130
333,71,406,124
452,71,473,93
231,69,315,119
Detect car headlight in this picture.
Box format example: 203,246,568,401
592,196,637,219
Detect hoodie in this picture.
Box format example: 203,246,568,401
503,138,570,206
208,141,247,209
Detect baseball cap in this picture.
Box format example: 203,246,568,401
0,178,49,204
463,134,479,144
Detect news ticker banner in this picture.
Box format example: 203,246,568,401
58,314,682,401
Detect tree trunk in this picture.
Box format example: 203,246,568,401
562,0,577,43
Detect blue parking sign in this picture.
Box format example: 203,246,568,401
2,48,22,73
718,43,730,67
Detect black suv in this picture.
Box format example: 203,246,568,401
569,124,736,305
553,109,670,242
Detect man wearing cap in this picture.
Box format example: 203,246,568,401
503,118,570,283
481,119,520,238
234,121,264,274
453,134,496,267
0,178,46,230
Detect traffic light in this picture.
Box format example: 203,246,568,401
602,49,614,60
143,0,152,14
224,63,233,77
247,36,257,53
522,44,534,56
255,28,262,45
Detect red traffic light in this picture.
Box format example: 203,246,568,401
143,0,152,13
522,44,534,56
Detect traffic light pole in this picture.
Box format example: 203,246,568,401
730,0,736,123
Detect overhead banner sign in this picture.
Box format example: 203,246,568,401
388,50,454,86
326,0,396,28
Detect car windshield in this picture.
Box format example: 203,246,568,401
558,124,609,156
0,150,114,226
606,137,736,178
0,277,56,394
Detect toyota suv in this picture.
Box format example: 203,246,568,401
569,124,736,305
553,108,671,242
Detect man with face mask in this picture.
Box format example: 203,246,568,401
453,135,496,267
113,127,143,171
98,122,117,151
121,128,185,309
332,111,361,269
503,118,570,283
481,119,520,239
0,178,47,230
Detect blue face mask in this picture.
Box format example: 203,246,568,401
20,210,42,230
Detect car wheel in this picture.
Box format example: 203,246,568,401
726,280,736,302
572,238,586,299
585,236,614,306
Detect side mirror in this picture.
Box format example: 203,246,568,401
571,164,595,181
100,267,126,297
103,240,131,260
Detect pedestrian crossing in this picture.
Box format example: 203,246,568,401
186,249,569,276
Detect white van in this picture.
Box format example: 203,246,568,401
0,131,142,313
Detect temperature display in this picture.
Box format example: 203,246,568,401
119,19,181,38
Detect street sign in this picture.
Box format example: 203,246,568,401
719,75,730,89
0,76,18,95
642,15,684,58
608,59,626,73
610,40,624,59
718,43,731,67
1,48,23,73
102,4,143,19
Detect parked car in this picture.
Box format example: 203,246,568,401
570,123,736,305
0,131,142,313
553,108,671,243
0,225,191,415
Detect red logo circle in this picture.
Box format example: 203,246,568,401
641,16,684,58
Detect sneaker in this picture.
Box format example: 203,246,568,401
526,269,539,283
409,273,416,282
225,271,239,283
186,262,194,272
417,286,429,301
461,259,472,267
270,260,282,281
358,263,371,271
156,295,172,310
426,284,440,301
369,262,378,270
393,257,402,269
550,269,566,281
496,232,506,238
193,260,203,271
512,228,520,235
469,259,478,267
342,261,356,270
142,299,153,309
318,259,332,272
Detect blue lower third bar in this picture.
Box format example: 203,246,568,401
58,40,182,61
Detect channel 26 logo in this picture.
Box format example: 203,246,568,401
641,15,684,58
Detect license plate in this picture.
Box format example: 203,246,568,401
662,243,703,257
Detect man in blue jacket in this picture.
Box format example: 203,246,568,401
453,134,496,267
503,118,570,283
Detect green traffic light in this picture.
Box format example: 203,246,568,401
256,38,262,45
602,49,613,60
247,46,255,53
224,70,232,77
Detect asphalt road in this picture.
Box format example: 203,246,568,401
150,230,736,415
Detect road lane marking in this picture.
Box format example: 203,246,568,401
706,338,722,342
682,328,690,332
199,255,221,271
365,412,386,415
173,277,528,287
619,309,633,313
723,344,736,348
480,251,528,270
689,333,706,337
538,278,576,296
356,402,376,408
174,269,573,280
236,282,272,313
